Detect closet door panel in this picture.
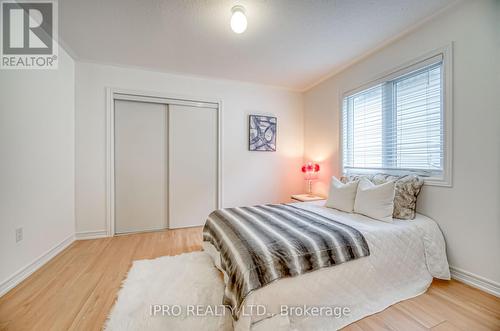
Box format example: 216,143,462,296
114,100,167,234
169,105,217,228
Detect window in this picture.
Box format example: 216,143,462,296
342,53,450,184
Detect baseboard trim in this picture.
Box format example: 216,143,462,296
75,230,109,240
450,266,500,297
0,234,75,297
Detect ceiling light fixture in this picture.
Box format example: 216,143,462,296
230,5,247,34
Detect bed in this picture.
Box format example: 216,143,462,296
203,200,450,331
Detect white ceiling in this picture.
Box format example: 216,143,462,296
59,0,456,90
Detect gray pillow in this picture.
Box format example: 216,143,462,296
342,174,424,220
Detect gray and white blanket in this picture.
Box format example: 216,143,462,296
202,204,370,318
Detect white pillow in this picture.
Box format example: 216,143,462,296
354,178,395,223
325,177,358,212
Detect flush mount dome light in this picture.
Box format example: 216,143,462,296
230,5,247,34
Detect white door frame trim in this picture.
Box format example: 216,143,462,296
105,88,223,236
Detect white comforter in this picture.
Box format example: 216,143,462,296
204,201,450,331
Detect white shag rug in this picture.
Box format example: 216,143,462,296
105,251,233,331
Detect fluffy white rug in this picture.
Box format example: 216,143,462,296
105,251,232,331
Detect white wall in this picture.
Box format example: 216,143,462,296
75,63,304,234
0,47,75,293
304,0,500,286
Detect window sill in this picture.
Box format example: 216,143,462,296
422,177,452,187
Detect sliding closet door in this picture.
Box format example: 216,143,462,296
114,100,167,234
168,105,218,228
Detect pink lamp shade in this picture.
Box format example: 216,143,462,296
301,162,320,180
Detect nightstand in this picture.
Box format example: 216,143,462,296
291,194,325,202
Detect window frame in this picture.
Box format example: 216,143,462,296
339,44,453,187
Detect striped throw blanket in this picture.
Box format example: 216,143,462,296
203,204,370,318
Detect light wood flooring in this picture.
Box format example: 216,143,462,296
0,227,498,331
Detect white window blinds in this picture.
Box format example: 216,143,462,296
342,56,444,178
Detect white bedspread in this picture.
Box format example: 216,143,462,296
204,201,450,331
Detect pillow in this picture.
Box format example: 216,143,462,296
342,174,424,220
340,174,373,184
325,177,358,212
354,178,395,222
371,174,424,220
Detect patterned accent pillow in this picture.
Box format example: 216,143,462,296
340,174,373,184
341,174,424,220
372,174,424,220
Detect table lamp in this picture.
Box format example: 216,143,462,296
301,162,320,195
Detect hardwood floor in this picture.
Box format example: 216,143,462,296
0,228,498,331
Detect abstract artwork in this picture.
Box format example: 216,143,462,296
249,115,277,151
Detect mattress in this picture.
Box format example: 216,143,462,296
203,201,450,331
